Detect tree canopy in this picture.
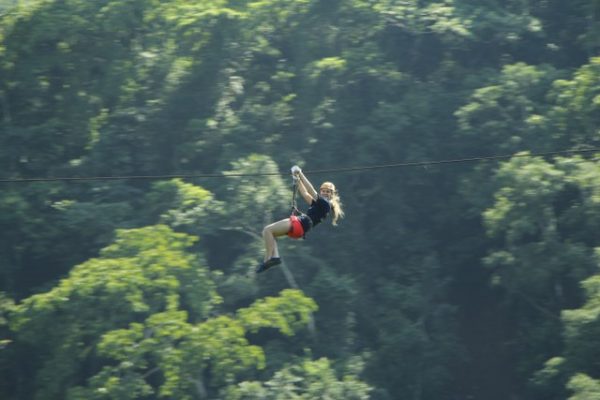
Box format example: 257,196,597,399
1,0,600,399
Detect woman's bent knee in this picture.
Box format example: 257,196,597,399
262,225,272,238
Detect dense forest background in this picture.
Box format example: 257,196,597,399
1,0,600,399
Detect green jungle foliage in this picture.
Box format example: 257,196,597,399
1,0,599,399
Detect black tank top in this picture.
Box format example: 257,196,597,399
301,196,331,232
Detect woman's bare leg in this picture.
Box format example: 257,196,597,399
262,219,291,261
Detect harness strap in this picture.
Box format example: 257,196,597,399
290,177,301,216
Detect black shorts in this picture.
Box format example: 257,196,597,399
299,214,313,233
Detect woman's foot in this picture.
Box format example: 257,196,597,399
255,257,282,273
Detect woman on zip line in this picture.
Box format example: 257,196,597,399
256,165,345,273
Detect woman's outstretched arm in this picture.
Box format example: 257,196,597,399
295,169,317,203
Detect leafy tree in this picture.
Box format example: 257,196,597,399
455,62,560,153
562,270,600,395
7,225,318,399
68,289,317,400
567,373,600,400
8,225,214,399
225,356,371,400
534,266,600,400
482,154,600,394
545,57,600,149
142,178,226,237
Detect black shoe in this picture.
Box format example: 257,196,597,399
255,257,282,273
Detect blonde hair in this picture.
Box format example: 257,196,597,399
320,182,345,226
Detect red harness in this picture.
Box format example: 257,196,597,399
288,214,304,239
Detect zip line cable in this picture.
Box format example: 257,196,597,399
1,147,599,184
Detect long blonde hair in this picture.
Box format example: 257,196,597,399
320,182,345,226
